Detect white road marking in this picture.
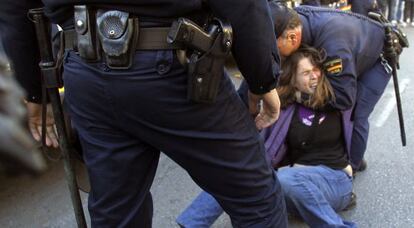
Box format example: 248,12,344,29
374,78,410,127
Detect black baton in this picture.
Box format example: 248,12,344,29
388,53,407,146
384,25,407,147
28,8,87,228
369,12,407,147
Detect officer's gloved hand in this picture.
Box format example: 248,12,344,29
385,31,402,59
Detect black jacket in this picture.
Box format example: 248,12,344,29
0,0,280,102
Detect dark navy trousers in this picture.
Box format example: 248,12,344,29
351,0,377,16
301,0,321,6
63,50,287,228
351,59,391,169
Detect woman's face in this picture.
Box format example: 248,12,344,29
295,57,321,94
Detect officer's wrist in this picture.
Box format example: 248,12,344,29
25,94,43,104
248,81,277,95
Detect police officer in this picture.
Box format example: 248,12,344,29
0,0,288,227
270,3,389,172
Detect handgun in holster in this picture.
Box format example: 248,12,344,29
167,18,233,103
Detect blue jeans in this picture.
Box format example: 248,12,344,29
177,166,355,228
388,0,398,20
396,0,404,21
278,166,355,228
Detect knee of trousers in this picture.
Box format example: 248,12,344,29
277,170,309,201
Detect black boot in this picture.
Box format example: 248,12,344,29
353,159,367,176
343,192,357,211
356,159,367,172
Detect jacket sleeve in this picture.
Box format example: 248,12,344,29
262,105,295,167
323,47,357,111
208,0,280,95
0,0,44,103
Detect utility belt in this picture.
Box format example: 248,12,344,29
367,12,409,64
64,5,233,103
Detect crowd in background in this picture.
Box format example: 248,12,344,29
374,0,414,26
283,0,414,27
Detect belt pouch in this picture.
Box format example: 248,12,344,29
96,10,137,69
74,5,100,61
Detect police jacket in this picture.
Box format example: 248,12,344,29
261,104,353,168
296,6,385,110
0,0,280,103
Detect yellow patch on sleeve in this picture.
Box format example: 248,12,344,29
324,58,343,75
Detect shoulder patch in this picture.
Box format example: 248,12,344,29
324,57,343,75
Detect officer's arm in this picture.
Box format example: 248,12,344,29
0,0,43,103
0,1,59,148
208,0,280,95
324,54,357,111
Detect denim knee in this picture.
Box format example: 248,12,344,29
278,169,309,200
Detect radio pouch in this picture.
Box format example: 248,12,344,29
96,10,138,69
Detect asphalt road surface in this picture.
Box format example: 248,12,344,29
1,28,414,228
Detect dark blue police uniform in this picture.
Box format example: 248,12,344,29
0,0,288,227
350,0,378,16
295,6,389,170
302,0,321,6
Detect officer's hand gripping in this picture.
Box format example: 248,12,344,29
248,89,281,130
26,102,59,148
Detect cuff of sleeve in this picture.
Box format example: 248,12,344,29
248,80,277,95
26,94,43,104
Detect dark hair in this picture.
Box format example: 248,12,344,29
269,1,302,37
277,46,335,109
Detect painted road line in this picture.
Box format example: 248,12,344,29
374,78,410,128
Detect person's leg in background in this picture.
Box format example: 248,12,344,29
404,0,410,22
350,60,391,170
351,0,378,16
376,0,390,16
396,0,406,26
277,166,355,228
410,1,414,25
389,0,398,22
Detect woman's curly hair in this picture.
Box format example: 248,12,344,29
277,45,335,109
